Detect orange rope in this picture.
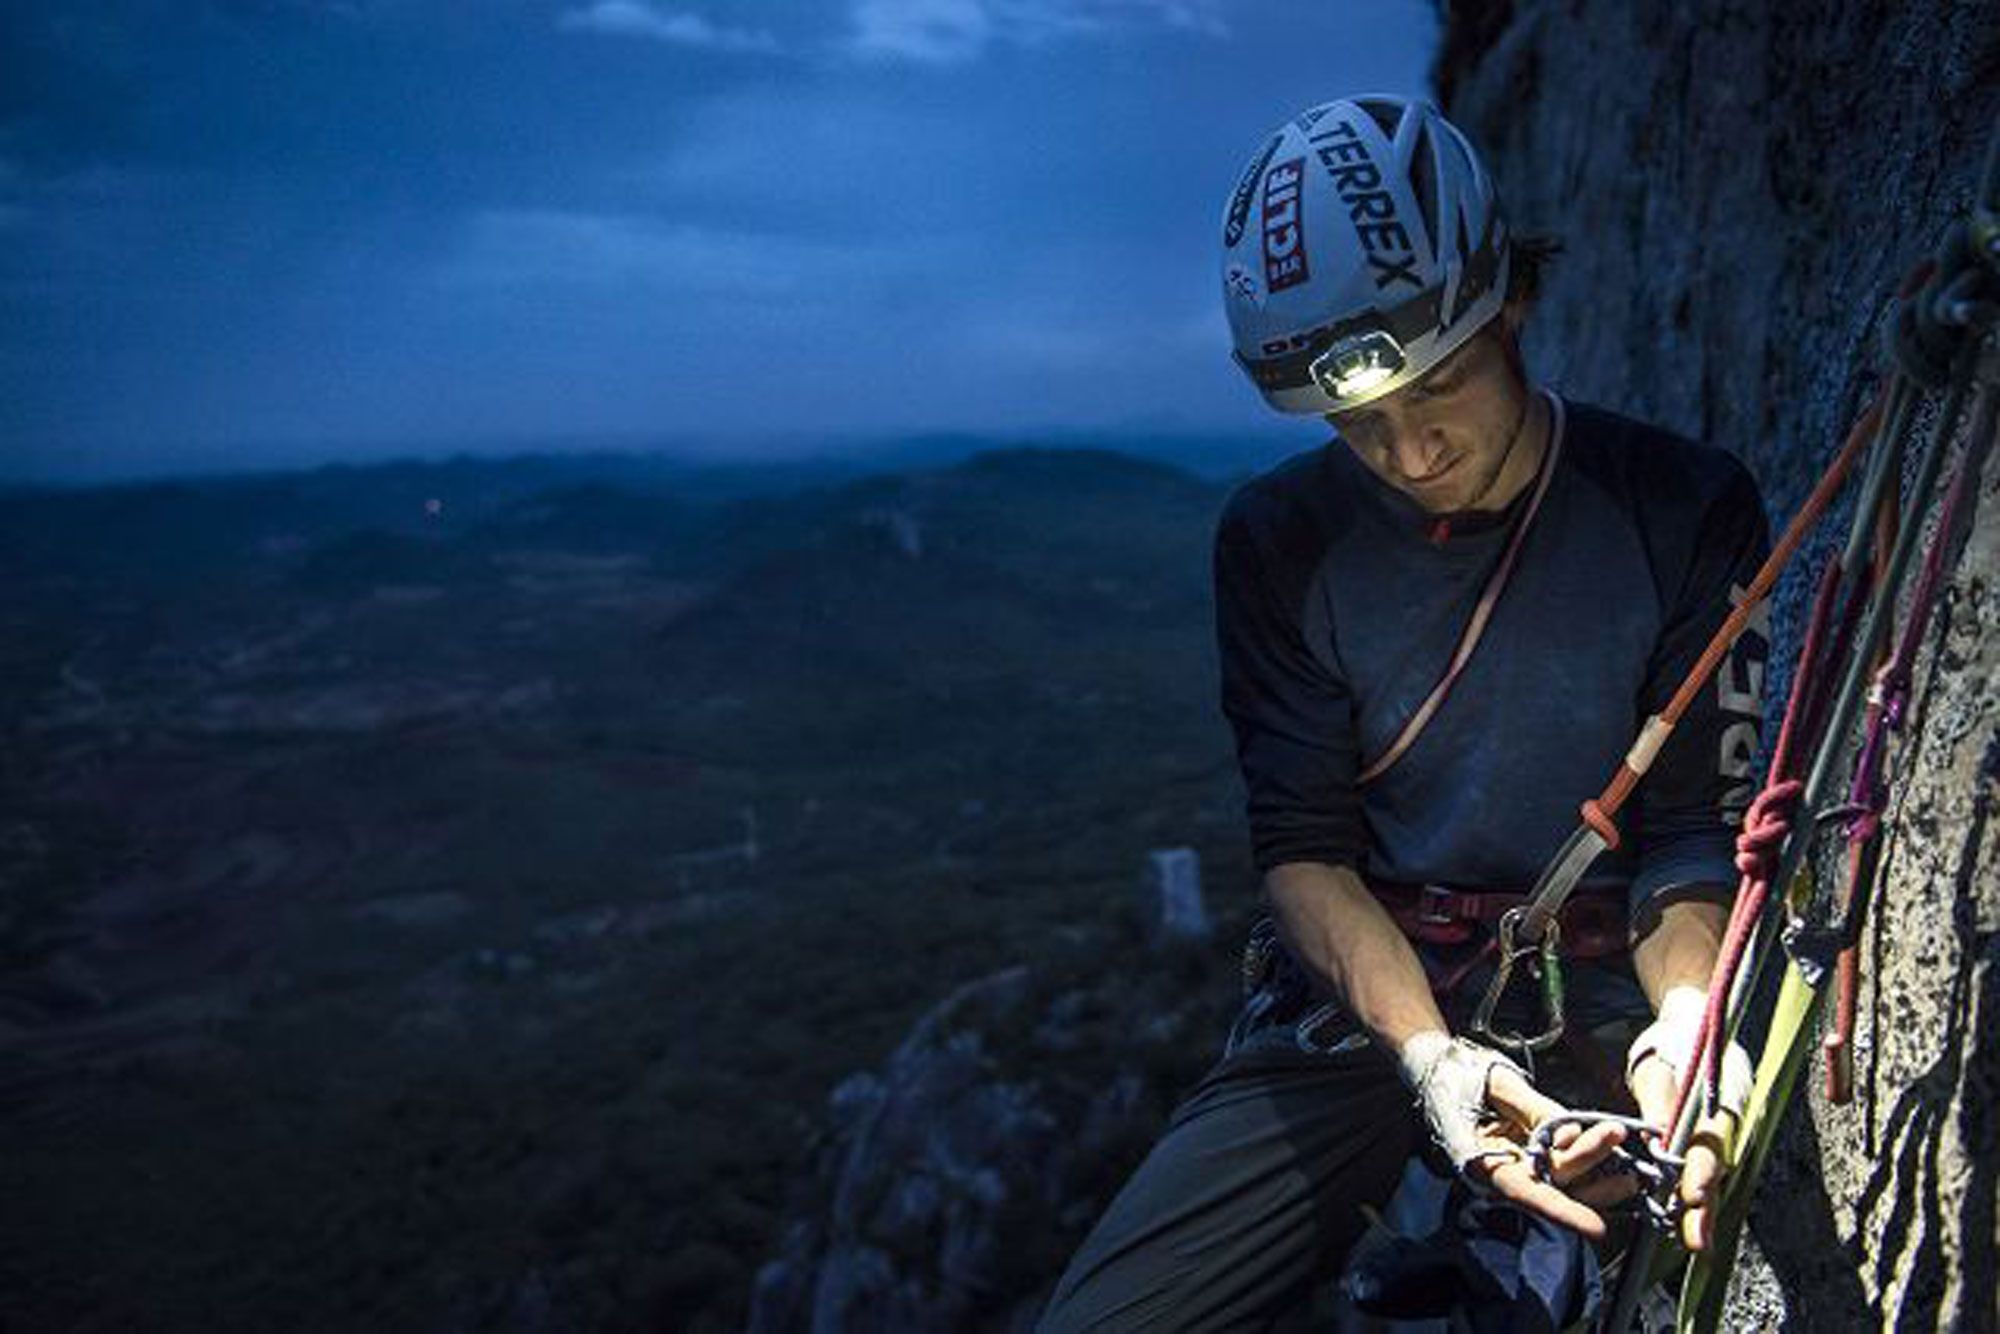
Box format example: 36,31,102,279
1583,381,1891,833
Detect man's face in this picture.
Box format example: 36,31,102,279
1327,324,1530,514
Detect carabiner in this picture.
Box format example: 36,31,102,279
1466,906,1568,1061
1527,1112,1687,1230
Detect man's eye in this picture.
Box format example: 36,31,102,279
1343,417,1390,451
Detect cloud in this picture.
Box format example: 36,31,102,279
847,0,991,62
555,2,782,55
846,0,1227,63
436,209,895,301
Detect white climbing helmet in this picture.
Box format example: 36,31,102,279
1220,95,1512,415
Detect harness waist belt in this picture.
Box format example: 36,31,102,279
1368,879,1628,960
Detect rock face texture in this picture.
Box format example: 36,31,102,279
747,940,1242,1332
1444,3,2000,1328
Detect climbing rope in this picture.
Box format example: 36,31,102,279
1647,115,2000,1334
1358,391,1567,786
1669,354,1999,1334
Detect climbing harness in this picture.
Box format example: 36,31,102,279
1367,879,1626,955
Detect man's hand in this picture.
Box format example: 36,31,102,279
1397,1032,1628,1241
1625,986,1752,1251
1470,1065,1636,1241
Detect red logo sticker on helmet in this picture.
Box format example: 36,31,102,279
1262,157,1309,292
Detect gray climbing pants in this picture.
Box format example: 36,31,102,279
1036,1037,1419,1333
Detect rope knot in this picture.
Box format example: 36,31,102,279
1734,778,1805,880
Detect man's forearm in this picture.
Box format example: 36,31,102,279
1264,860,1447,1049
1629,894,1730,1009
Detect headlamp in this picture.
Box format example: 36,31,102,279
1310,328,1407,405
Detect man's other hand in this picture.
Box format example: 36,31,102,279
1625,987,1752,1251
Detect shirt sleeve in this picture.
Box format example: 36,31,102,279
1213,489,1365,875
1626,457,1772,926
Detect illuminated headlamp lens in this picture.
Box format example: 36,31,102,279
1310,329,1407,405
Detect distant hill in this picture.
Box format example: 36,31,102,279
0,438,1253,1332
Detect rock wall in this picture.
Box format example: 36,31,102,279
1443,3,2000,1328
747,936,1246,1332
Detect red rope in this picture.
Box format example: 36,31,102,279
1662,522,1850,1131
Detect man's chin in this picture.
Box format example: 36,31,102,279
1402,484,1467,514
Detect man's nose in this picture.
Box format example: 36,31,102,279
1388,426,1447,479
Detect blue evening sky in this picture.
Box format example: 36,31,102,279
1,1,1438,481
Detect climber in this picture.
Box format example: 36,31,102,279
1039,95,1763,1331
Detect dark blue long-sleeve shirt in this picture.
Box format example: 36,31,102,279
1214,394,1770,940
